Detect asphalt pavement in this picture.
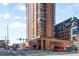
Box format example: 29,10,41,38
0,50,79,56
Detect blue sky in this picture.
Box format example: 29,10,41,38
56,3,79,24
0,3,26,45
0,3,79,45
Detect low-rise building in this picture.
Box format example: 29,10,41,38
55,17,79,51
0,40,9,49
55,17,79,40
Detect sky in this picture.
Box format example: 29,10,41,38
56,3,79,24
0,3,79,45
0,3,26,45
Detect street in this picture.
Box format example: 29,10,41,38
0,50,79,56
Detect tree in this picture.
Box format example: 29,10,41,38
18,38,25,44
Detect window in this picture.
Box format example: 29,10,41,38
72,28,77,35
73,36,78,42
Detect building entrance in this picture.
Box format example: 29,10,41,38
43,40,46,50
33,45,36,50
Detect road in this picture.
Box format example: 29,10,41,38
0,50,79,56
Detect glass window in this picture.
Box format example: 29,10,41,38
72,28,77,35
73,36,78,42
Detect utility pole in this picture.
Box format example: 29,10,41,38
7,25,9,41
7,25,9,49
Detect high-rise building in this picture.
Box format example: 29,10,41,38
27,3,55,40
26,3,70,51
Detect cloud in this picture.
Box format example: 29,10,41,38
18,5,26,11
0,13,10,20
15,16,22,19
14,4,26,11
24,16,26,19
1,3,8,6
14,16,26,21
4,13,10,19
9,22,26,30
0,14,4,18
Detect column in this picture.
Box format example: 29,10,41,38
36,41,38,50
41,39,43,50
